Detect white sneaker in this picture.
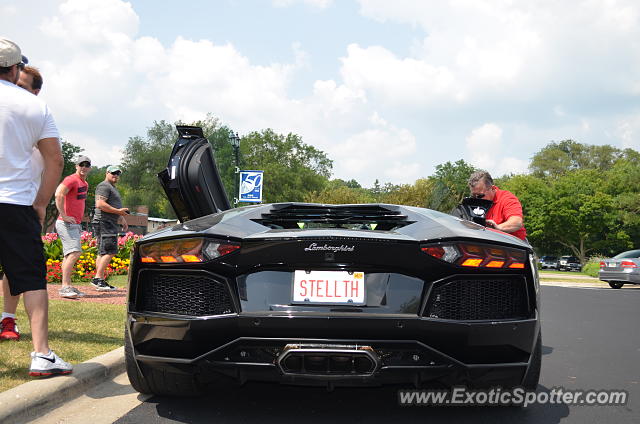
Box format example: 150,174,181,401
29,350,73,376
59,286,79,298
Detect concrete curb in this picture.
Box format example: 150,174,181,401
0,346,125,424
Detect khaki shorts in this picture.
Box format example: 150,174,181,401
55,220,82,256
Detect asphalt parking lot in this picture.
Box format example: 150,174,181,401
111,285,639,424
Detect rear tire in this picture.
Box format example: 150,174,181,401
608,281,624,289
521,332,541,390
124,326,204,397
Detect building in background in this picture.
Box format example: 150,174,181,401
147,217,179,233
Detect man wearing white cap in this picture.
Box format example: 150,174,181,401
0,37,72,376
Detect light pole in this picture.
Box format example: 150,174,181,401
229,131,240,206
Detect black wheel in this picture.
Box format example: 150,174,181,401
608,281,624,289
521,332,541,390
124,326,204,396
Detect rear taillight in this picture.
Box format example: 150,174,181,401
621,261,637,268
139,237,240,264
600,261,605,269
421,242,527,269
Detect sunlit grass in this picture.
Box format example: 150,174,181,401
0,279,127,392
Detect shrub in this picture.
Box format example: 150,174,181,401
582,256,604,278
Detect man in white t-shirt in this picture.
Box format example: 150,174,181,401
0,38,72,376
2,65,46,339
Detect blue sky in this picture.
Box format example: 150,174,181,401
2,0,639,186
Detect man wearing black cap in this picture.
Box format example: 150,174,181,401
54,155,92,298
0,37,72,375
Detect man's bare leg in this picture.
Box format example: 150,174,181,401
22,289,49,354
94,254,114,280
2,275,20,315
61,251,81,288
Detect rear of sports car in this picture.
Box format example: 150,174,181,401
125,204,541,396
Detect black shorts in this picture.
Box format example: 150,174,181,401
93,221,119,256
0,203,46,296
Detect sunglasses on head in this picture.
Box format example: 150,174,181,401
78,162,91,168
110,171,121,176
17,62,25,70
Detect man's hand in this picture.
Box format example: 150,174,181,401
60,215,77,224
486,216,523,233
32,204,47,228
118,207,129,216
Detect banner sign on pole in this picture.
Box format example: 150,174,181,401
239,170,264,203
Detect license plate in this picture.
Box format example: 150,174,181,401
607,262,615,267
292,270,365,305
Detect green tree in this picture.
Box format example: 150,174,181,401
500,174,557,253
537,170,631,262
239,129,332,203
529,140,629,178
304,179,373,204
428,159,476,212
380,178,435,207
603,157,640,246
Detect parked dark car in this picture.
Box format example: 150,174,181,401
557,256,581,272
539,255,559,270
599,249,640,289
124,126,542,397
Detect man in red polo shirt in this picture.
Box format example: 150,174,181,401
468,170,527,241
54,155,91,298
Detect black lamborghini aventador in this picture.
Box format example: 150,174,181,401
124,126,541,396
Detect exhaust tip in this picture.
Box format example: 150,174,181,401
278,344,378,376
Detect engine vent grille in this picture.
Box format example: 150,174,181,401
425,278,529,320
254,204,413,231
140,273,234,316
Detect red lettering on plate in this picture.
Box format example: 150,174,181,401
325,280,333,297
316,280,323,297
344,280,349,297
333,280,339,298
350,280,359,298
299,280,307,297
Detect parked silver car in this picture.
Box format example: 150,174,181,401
599,249,640,289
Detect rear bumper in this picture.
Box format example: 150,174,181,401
599,271,640,284
128,312,540,388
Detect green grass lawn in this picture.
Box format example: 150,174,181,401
538,270,601,283
0,274,128,392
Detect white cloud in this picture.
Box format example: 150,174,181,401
465,123,527,176
331,115,418,185
356,0,640,102
616,114,640,150
63,131,123,166
466,123,503,169
340,44,462,105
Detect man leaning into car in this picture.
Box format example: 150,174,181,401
468,170,527,241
